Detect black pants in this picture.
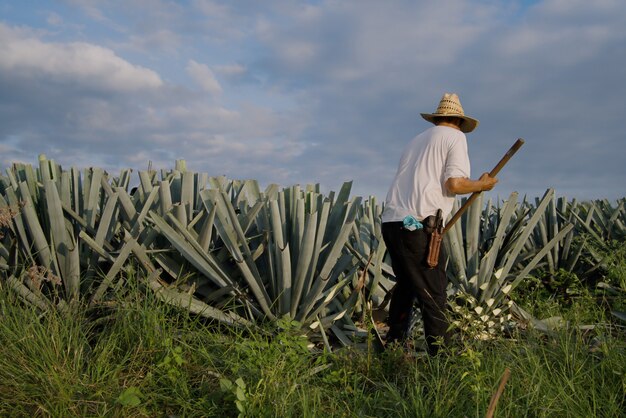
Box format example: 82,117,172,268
382,221,449,355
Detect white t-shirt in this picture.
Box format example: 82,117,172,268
382,125,471,223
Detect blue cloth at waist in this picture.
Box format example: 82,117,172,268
402,215,423,231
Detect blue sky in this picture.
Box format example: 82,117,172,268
1,0,625,201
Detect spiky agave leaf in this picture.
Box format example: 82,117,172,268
445,189,575,336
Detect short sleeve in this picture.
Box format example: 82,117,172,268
444,136,471,181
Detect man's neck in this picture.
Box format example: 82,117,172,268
436,121,462,131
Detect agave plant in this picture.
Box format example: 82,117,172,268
344,196,395,312
0,156,249,325
564,198,626,279
574,198,626,242
444,189,574,338
0,156,372,342
164,180,365,330
104,167,368,337
3,155,622,346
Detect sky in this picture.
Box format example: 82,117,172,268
1,0,625,202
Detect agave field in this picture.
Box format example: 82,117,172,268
0,156,625,416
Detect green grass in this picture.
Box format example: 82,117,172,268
0,282,624,417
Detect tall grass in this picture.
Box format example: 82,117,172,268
1,279,624,417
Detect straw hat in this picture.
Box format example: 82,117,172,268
420,93,479,133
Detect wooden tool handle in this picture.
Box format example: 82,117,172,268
488,138,525,177
443,138,524,234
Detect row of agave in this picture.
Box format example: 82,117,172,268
1,156,624,345
0,156,376,346
337,188,625,339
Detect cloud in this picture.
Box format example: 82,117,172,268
214,64,246,76
63,0,108,22
123,29,184,54
0,20,305,188
0,23,163,92
1,1,625,201
186,60,223,95
239,0,626,199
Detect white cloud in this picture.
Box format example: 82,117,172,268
0,23,163,92
64,0,108,22
186,59,223,95
2,1,626,200
0,21,303,185
214,64,246,77
124,29,184,54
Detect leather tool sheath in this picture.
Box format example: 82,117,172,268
426,209,443,268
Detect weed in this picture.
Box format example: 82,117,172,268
0,275,624,417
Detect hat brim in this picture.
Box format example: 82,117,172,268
421,113,479,133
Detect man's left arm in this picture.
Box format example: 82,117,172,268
445,173,498,195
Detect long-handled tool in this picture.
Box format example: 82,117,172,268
427,138,525,268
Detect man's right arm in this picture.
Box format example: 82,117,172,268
445,173,498,195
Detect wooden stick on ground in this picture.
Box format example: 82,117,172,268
485,367,511,418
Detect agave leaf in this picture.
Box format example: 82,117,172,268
290,212,318,318
60,171,71,209
174,203,187,226
83,193,120,277
142,265,251,326
138,171,153,195
195,172,208,195
493,223,575,307
297,196,361,323
116,187,138,227
498,189,556,281
335,266,365,316
4,187,35,265
269,199,292,315
324,181,352,244
260,183,277,200
84,168,103,229
94,193,120,248
318,196,361,281
476,193,518,302
465,193,483,278
198,203,217,252
173,159,186,172
38,154,53,183
181,171,195,221
445,198,468,286
330,324,352,347
536,209,554,273
290,187,304,259
202,190,275,319
549,193,559,268
559,200,577,268
15,163,39,205
368,240,389,299
7,274,51,311
79,230,116,264
4,166,19,190
115,168,131,191
148,210,232,289
130,186,159,236
44,179,80,300
159,179,173,215
187,207,205,232
240,199,265,236
90,237,136,304
18,182,57,274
